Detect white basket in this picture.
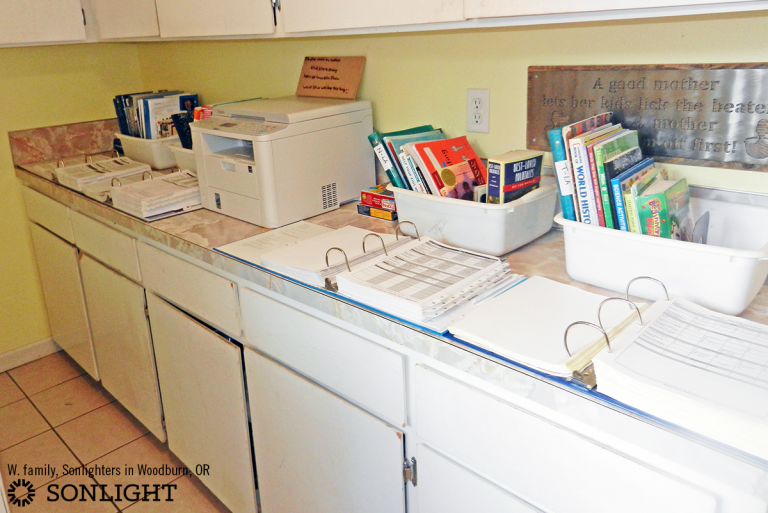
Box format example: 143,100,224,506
555,190,768,315
169,143,197,173
115,132,179,169
388,177,558,256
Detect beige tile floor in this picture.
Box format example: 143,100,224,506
0,352,233,512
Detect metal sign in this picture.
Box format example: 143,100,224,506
527,64,768,171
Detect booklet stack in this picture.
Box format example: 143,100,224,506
110,170,201,221
55,157,151,192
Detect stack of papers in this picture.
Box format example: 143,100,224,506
111,170,201,220
260,226,412,287
54,157,151,191
336,238,522,332
82,173,146,202
214,222,334,266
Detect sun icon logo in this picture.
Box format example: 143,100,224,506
7,478,35,507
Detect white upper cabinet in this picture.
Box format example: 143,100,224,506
464,0,753,19
281,0,464,33
0,0,85,45
89,0,160,39
155,0,274,37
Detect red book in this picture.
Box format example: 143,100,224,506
407,136,487,197
586,143,606,227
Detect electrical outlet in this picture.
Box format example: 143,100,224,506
467,89,490,133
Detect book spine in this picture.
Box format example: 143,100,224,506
385,141,412,190
571,141,598,225
399,152,428,194
611,179,629,231
593,145,615,229
368,132,405,189
487,161,502,204
586,145,606,227
113,97,130,136
624,191,641,233
547,128,576,221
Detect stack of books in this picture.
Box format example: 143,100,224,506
110,170,202,221
549,113,693,241
367,126,488,201
113,91,199,140
54,157,151,192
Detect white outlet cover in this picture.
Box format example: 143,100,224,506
467,88,490,133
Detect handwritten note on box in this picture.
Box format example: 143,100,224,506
296,56,366,100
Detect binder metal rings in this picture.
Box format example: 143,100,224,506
56,159,65,168
142,171,154,181
325,247,352,272
111,177,122,187
564,321,610,357
598,298,644,333
362,233,388,256
111,149,120,158
625,276,669,302
85,154,93,164
396,221,420,241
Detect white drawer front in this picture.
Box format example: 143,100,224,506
22,187,74,243
415,365,717,513
70,211,141,282
240,286,406,427
137,242,241,336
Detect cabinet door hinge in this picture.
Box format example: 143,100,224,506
82,8,86,26
403,457,417,486
144,305,150,319
271,0,280,25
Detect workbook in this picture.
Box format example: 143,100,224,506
336,238,522,332
54,157,151,191
110,170,201,220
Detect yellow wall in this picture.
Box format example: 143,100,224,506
137,11,768,190
3,10,768,355
0,44,143,355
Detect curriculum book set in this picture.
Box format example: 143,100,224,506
549,113,694,241
113,90,199,140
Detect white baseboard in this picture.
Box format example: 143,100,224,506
0,338,61,374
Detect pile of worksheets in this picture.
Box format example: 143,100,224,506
110,170,201,220
54,157,151,191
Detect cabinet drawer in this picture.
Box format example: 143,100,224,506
22,187,74,243
137,242,241,336
240,286,406,427
415,366,716,513
70,211,141,282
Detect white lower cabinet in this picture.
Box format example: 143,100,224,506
28,223,98,380
416,444,540,513
79,254,164,441
244,347,406,513
146,293,257,513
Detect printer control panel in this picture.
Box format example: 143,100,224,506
193,118,286,136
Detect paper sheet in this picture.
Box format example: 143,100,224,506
613,300,768,418
215,222,334,265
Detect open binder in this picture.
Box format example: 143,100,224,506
450,276,768,462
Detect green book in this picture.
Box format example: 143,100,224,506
637,178,693,240
368,125,433,189
593,130,640,229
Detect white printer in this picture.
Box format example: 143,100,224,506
191,95,374,228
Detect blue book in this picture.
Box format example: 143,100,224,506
368,125,433,189
547,128,576,221
610,158,655,231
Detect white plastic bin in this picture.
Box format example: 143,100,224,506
389,177,558,256
555,187,768,315
169,143,197,173
116,132,179,169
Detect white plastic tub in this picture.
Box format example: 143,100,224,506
169,143,197,173
555,186,768,315
116,132,179,169
389,177,558,256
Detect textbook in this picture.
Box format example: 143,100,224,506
382,129,446,193
569,124,618,225
547,127,576,221
610,158,655,231
592,129,636,228
368,125,434,189
486,150,544,204
406,136,487,197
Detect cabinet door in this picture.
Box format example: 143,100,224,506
245,347,406,513
416,444,541,513
79,255,165,441
89,0,160,39
0,0,85,45
147,293,257,513
155,0,274,37
281,0,463,33
28,223,98,380
464,0,748,19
